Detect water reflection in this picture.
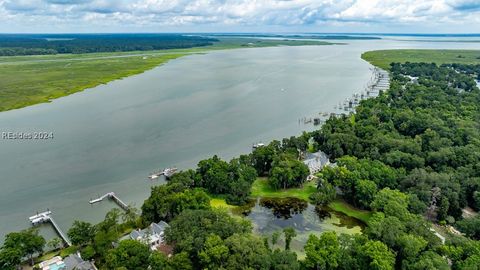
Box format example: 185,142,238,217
240,197,364,255
259,197,308,219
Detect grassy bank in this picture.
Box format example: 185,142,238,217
250,177,317,201
210,198,237,211
0,38,332,112
362,49,480,70
251,178,372,223
328,199,372,223
210,178,318,212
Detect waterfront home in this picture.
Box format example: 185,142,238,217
129,221,169,250
303,150,330,175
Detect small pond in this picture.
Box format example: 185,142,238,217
238,197,364,257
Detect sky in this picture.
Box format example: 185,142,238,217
0,0,479,33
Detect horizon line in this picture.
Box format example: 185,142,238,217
0,32,480,36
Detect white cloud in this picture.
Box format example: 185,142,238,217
0,0,479,32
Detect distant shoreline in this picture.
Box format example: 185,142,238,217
0,38,333,113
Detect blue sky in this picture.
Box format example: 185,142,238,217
1,0,479,33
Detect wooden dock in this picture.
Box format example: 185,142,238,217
89,192,129,211
29,211,72,246
302,68,390,126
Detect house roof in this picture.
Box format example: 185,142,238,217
130,230,142,240
63,254,95,270
129,221,169,240
152,221,169,234
303,151,330,173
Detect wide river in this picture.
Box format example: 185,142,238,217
0,37,479,241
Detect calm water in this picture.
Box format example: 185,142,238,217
242,197,363,256
0,38,479,242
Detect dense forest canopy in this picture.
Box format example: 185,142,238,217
314,62,480,222
0,34,218,56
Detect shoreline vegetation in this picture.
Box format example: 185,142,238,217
0,37,332,112
3,48,480,269
362,49,480,70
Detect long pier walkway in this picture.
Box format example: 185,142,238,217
29,211,72,246
89,192,129,211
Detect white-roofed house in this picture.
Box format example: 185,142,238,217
129,221,169,251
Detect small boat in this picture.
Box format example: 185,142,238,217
148,167,178,180
253,142,265,149
163,167,178,178
29,210,51,225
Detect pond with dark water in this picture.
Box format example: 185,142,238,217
239,197,364,256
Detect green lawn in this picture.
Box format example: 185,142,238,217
328,199,372,223
210,197,237,211
362,49,480,70
210,178,318,212
250,177,317,201
0,38,332,112
211,178,372,226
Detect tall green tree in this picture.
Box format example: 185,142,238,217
396,234,428,263
195,155,257,204
404,251,449,270
67,220,96,246
223,234,271,270
366,213,406,248
149,252,169,270
199,234,229,269
310,181,337,206
271,231,281,246
168,252,194,270
371,188,410,219
142,185,210,223
304,232,340,270
283,227,297,250
355,179,378,209
3,228,45,265
456,216,480,240
269,155,309,190
251,142,278,176
165,209,252,261
359,240,395,270
271,249,300,270
105,240,151,270
0,248,22,270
